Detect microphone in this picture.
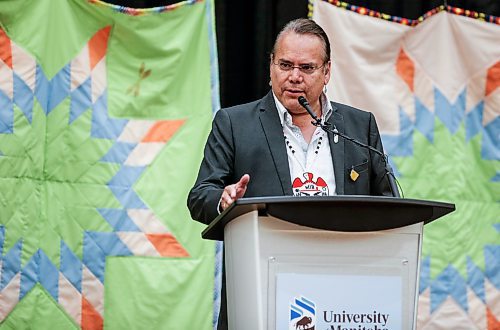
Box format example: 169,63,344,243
298,96,321,125
298,96,340,143
297,96,401,197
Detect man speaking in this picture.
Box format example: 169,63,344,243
188,18,394,225
187,18,396,329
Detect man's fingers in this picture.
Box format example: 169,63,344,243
222,189,234,204
221,186,236,210
220,193,232,211
221,175,250,210
235,174,250,198
226,185,237,199
238,174,250,187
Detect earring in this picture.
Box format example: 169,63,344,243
269,80,272,87
323,85,327,94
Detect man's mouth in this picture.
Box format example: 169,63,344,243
284,89,304,96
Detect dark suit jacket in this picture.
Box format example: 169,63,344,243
188,91,393,225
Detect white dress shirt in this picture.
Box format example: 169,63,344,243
273,92,337,196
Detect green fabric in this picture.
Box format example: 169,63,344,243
0,93,120,266
105,256,213,329
0,0,216,328
0,285,77,329
134,113,213,253
106,4,212,119
0,0,211,119
394,119,500,279
0,0,107,79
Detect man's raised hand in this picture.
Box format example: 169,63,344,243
220,174,250,211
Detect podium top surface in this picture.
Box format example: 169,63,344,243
201,196,455,241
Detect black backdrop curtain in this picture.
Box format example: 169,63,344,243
109,0,499,108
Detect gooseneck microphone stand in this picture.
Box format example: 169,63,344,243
297,96,401,198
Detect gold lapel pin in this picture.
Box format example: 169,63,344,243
350,167,359,182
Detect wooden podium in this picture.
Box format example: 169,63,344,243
202,196,455,330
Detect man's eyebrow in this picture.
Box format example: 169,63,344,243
279,59,315,65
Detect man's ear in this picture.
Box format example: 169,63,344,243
324,60,332,84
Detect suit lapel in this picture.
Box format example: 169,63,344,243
327,103,345,195
259,92,293,195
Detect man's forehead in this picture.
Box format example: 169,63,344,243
274,32,323,55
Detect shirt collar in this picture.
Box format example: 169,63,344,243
272,91,333,127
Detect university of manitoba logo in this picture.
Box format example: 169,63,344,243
289,296,316,330
292,172,329,196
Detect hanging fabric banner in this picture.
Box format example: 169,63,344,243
312,1,500,328
0,0,219,328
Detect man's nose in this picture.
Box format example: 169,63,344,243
288,67,303,82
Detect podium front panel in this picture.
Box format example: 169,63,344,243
224,210,423,330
